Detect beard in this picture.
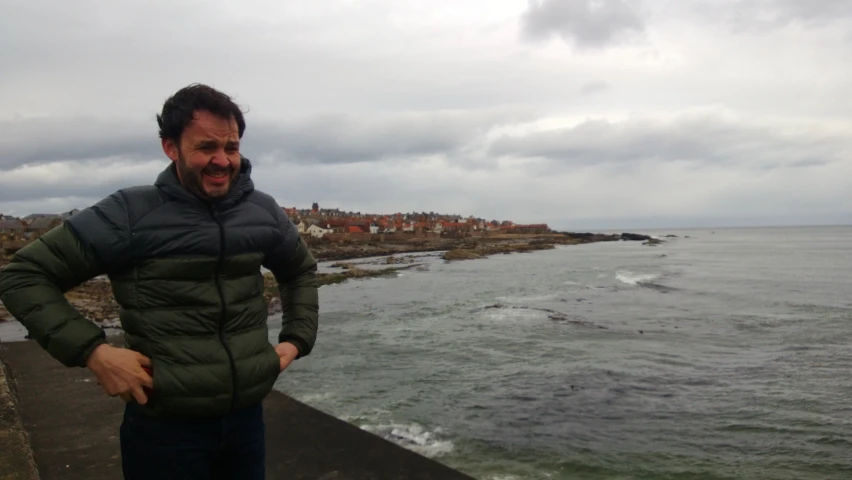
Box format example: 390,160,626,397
175,152,237,201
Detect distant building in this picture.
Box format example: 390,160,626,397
306,224,332,238
23,213,55,223
0,219,26,234
324,219,347,234
26,216,62,235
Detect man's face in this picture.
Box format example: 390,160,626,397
162,110,242,200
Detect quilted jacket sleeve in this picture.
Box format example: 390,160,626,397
0,192,131,367
262,208,319,359
0,224,106,367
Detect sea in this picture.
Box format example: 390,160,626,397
2,226,851,479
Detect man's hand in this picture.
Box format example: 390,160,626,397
85,344,153,404
274,342,300,373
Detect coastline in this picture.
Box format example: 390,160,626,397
0,338,476,480
0,232,658,325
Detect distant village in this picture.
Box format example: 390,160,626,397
0,203,550,255
0,210,80,256
286,203,550,240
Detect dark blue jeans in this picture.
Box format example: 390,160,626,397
120,402,265,480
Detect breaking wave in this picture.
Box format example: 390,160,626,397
359,422,455,458
615,270,661,285
615,270,679,293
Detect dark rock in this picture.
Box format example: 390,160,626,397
621,233,653,241
442,249,483,261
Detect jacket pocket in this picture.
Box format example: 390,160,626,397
147,357,164,405
266,343,281,379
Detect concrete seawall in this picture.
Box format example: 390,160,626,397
0,353,39,480
0,339,474,480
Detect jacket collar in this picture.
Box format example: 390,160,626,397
155,156,255,208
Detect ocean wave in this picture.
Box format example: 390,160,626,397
359,422,454,458
615,270,661,285
495,293,560,303
294,392,336,404
339,408,393,424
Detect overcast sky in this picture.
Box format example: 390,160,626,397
1,0,850,229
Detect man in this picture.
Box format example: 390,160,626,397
0,84,319,479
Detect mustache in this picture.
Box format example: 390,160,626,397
202,164,234,175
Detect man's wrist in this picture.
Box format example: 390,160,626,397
280,342,300,358
83,341,108,369
278,335,307,358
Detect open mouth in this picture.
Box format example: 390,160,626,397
202,166,232,181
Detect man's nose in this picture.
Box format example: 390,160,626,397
210,150,230,166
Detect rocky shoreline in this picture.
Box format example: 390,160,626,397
0,232,661,326
307,231,646,262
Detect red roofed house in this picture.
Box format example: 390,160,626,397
324,219,348,233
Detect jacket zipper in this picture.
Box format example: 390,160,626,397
210,205,239,411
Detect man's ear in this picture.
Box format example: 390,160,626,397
161,138,180,162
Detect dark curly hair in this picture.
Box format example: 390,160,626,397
156,83,246,143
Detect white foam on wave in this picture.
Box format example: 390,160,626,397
495,293,559,303
615,270,660,285
294,392,335,404
339,408,393,423
481,309,542,324
359,422,455,458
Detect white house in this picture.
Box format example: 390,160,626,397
306,224,333,238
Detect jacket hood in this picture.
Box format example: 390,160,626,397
155,155,255,208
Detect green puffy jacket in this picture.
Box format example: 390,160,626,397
0,158,318,417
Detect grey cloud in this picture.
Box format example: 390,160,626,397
0,177,139,204
579,81,610,95
1,108,535,171
246,108,534,164
489,112,851,170
785,158,834,168
520,0,645,48
719,0,852,32
770,0,852,21
0,117,159,169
